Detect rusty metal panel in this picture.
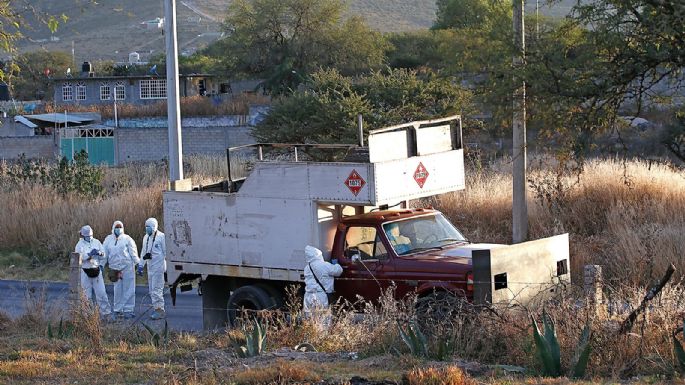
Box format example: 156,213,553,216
373,149,465,205
235,197,316,270
167,262,303,282
472,234,571,306
164,191,240,265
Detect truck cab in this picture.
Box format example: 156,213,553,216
334,209,473,304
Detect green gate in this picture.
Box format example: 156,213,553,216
60,127,115,165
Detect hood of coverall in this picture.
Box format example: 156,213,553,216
305,245,324,264
145,218,158,232
111,220,125,234
80,225,93,237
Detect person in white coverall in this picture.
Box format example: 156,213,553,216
136,217,167,320
74,225,111,318
103,220,140,319
303,245,343,326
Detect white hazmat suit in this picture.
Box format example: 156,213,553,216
74,225,111,316
303,245,343,320
139,217,167,318
102,220,140,317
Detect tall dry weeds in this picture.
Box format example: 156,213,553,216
437,158,685,286
0,184,162,258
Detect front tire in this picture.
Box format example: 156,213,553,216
226,285,278,326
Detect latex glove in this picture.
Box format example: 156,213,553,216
88,248,99,257
136,265,144,276
331,259,339,265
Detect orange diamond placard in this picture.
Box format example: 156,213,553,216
413,162,429,188
344,169,366,196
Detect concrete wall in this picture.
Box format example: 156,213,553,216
0,136,56,160
113,116,254,164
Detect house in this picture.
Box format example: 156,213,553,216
52,74,220,106
142,17,164,30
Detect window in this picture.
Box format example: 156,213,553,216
345,226,388,260
140,79,167,99
382,214,467,256
114,81,125,100
76,82,86,101
100,83,111,100
62,83,73,101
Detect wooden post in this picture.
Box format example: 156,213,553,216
69,252,82,315
584,265,603,318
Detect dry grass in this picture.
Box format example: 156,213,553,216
0,155,225,267
437,157,685,286
0,184,162,258
232,360,321,384
404,366,477,385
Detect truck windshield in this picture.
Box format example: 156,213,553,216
382,214,467,255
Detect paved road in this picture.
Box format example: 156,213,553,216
0,279,203,331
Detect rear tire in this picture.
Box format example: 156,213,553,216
227,285,278,327
256,283,285,309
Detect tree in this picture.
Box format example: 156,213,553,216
433,0,510,30
253,68,472,147
11,51,71,100
386,30,458,70
221,0,388,94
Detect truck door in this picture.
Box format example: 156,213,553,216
337,225,392,303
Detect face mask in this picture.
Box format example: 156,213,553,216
114,228,122,236
84,236,92,242
145,226,154,236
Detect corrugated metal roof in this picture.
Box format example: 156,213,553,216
14,115,38,128
25,113,96,124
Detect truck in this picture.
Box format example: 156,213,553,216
163,115,571,329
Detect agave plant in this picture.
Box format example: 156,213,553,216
237,319,267,358
532,310,592,378
397,319,428,357
141,320,169,348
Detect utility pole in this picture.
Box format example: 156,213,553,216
512,0,528,243
164,0,184,182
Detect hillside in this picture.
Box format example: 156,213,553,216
16,0,577,63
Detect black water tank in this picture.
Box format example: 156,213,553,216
0,84,10,101
81,61,92,73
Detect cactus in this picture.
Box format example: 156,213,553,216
238,319,267,358
397,319,428,357
532,310,592,378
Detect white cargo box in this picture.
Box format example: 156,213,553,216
164,116,465,280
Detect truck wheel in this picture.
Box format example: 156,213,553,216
415,291,465,322
256,283,284,309
227,285,278,327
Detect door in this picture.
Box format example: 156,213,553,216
337,225,392,304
